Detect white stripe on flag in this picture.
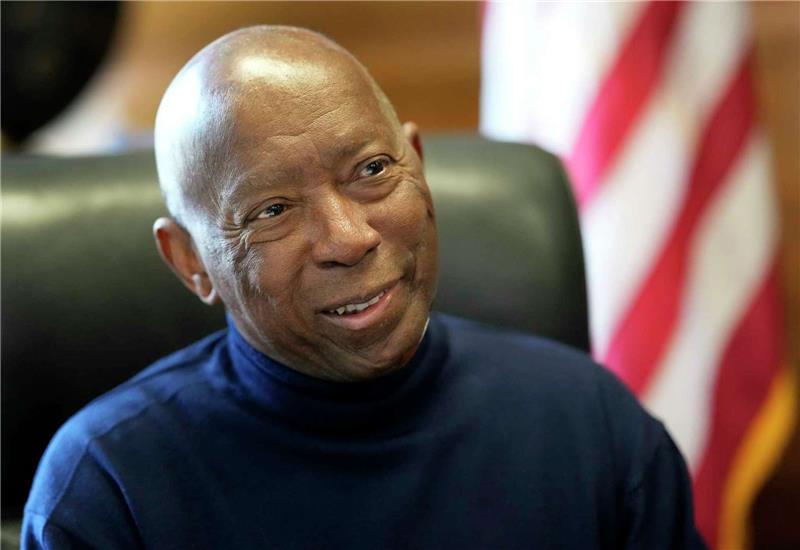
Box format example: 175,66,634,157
644,134,778,469
480,2,641,154
582,2,750,358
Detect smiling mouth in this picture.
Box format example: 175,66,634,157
319,281,399,330
324,290,386,316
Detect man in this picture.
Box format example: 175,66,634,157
23,26,705,549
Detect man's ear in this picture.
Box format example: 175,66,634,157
153,217,220,306
403,121,423,164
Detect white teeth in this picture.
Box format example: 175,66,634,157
327,290,385,316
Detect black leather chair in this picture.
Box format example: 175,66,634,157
1,134,589,542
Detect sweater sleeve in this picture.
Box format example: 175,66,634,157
621,428,708,549
22,425,142,550
22,511,98,550
592,365,708,549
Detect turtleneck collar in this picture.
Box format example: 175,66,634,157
224,314,450,433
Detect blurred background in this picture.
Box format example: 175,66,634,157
2,1,798,548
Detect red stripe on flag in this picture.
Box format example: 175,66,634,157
603,52,756,394
692,264,783,548
566,1,685,208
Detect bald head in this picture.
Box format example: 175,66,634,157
155,26,401,232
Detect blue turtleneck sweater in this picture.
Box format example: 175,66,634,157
23,313,705,549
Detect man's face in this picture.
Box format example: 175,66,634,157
194,66,438,381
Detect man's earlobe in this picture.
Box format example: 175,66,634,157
191,273,220,306
403,121,423,163
153,217,220,306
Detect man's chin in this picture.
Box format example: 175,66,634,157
319,306,430,381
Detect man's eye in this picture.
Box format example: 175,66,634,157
256,204,287,219
359,158,388,178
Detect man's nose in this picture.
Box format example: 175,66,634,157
311,194,381,268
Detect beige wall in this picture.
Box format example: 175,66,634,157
102,2,481,132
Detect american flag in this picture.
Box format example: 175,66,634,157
480,2,795,547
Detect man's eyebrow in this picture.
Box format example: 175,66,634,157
319,137,375,166
219,135,390,210
220,165,301,211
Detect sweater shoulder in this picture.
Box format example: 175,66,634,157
435,313,668,477
437,313,605,384
24,330,227,518
70,329,226,437
435,312,654,429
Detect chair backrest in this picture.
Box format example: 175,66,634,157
1,134,589,517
